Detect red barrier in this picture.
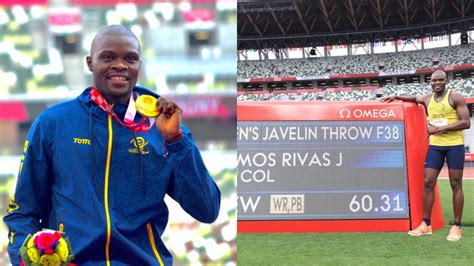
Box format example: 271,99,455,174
238,220,409,233
0,0,47,6
329,73,379,79
237,86,379,96
0,101,28,122
415,64,474,74
403,102,444,230
237,101,404,121
466,153,474,162
249,77,297,83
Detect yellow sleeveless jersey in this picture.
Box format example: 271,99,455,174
427,90,464,146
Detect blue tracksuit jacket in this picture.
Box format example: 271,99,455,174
3,87,221,265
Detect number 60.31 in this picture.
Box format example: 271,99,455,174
349,194,404,213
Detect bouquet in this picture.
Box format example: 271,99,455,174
20,229,74,266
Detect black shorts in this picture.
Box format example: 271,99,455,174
424,145,465,170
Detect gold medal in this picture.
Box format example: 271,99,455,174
136,95,160,117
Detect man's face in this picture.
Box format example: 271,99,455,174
86,35,141,104
430,72,447,93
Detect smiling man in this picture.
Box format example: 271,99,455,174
4,25,221,265
88,26,142,104
383,70,470,241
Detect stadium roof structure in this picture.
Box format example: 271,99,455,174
237,0,474,49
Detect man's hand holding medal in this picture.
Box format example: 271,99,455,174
136,95,183,142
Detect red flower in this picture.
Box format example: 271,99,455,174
44,249,54,255
33,232,60,250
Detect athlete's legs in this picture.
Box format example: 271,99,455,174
423,168,440,220
448,168,464,224
408,167,438,236
422,146,444,221
446,145,465,225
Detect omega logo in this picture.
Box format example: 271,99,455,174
339,108,351,118
339,108,396,119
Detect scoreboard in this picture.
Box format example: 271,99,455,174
237,101,444,232
238,120,409,220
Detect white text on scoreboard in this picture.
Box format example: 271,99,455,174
270,194,305,214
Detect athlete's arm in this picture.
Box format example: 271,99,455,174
382,95,426,105
165,127,221,223
156,97,221,223
3,114,53,265
429,92,471,135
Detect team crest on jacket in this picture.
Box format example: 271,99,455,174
129,137,149,154
7,196,19,213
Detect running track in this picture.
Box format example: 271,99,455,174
439,166,474,179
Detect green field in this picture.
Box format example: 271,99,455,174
237,179,474,265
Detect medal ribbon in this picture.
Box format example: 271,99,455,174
90,87,155,132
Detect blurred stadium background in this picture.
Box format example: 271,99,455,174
0,0,236,265
237,0,474,264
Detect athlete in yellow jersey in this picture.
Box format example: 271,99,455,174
383,70,470,241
